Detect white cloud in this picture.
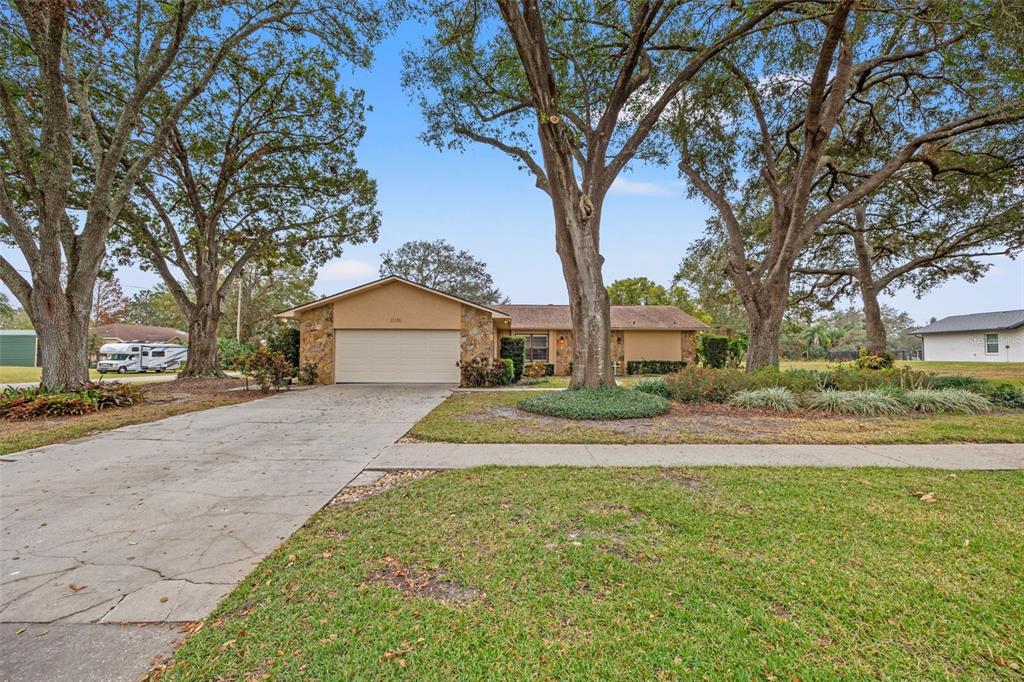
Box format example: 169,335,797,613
609,177,678,198
318,258,376,282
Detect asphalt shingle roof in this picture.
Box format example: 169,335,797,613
490,304,709,331
96,323,189,343
913,310,1024,335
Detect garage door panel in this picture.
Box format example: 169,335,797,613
335,330,460,383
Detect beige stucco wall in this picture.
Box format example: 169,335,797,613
333,280,461,330
623,331,683,362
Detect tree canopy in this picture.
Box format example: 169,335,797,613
379,240,508,305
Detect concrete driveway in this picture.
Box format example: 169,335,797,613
0,384,451,681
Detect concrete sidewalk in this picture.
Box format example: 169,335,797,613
371,442,1024,470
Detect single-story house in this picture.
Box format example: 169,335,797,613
275,276,708,384
0,329,40,367
95,323,189,345
913,309,1023,362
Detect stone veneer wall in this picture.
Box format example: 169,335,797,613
681,331,698,366
460,305,495,370
299,305,334,384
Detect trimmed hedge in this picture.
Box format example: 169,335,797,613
500,336,526,382
626,360,686,375
698,335,730,368
518,388,670,420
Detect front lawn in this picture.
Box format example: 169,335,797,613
408,391,1024,444
163,467,1024,680
0,365,179,384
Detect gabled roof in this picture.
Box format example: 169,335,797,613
275,275,511,319
913,310,1024,335
490,304,709,331
95,323,189,343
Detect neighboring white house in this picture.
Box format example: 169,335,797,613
913,310,1024,363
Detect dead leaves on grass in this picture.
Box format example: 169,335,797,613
910,490,938,504
364,558,480,604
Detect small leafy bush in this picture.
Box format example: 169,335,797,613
523,361,549,379
500,337,526,382
461,357,510,387
901,389,992,414
855,349,895,369
809,389,908,416
632,378,671,398
238,346,292,392
0,381,144,420
665,366,753,403
698,335,730,368
926,375,987,391
750,367,824,393
626,360,686,375
218,338,255,370
985,383,1024,409
297,362,319,385
518,388,670,420
824,365,928,391
499,358,515,385
728,387,798,412
268,326,300,370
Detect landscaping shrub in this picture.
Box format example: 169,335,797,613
664,366,753,403
238,346,292,392
698,335,730,368
500,337,526,382
297,362,319,385
626,360,686,375
927,375,987,391
523,361,549,379
726,336,748,367
986,383,1024,409
499,358,515,385
0,382,144,420
268,326,300,370
854,349,895,369
461,357,510,387
750,366,824,393
518,388,670,420
809,389,908,416
632,378,671,398
218,338,255,370
901,389,991,414
727,387,799,412
823,365,928,391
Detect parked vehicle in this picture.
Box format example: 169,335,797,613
96,343,187,374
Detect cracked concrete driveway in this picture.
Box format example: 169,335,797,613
0,384,450,681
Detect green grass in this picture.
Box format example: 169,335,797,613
163,467,1024,680
0,365,178,384
518,387,670,419
409,391,1024,444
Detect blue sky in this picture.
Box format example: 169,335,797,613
2,25,1022,324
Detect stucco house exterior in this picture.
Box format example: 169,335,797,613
276,276,707,384
913,310,1024,362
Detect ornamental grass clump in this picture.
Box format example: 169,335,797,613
518,387,669,420
809,389,908,416
902,389,991,414
727,387,798,412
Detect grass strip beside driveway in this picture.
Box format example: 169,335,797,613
408,391,1024,444
163,467,1024,680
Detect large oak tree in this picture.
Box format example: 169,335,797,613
117,38,379,376
0,0,376,387
405,0,792,387
672,0,1024,369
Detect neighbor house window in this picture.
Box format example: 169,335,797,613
986,333,999,354
525,334,549,362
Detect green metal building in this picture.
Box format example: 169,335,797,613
0,329,39,367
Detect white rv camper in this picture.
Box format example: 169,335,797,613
96,342,188,374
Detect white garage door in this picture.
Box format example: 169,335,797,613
334,330,461,383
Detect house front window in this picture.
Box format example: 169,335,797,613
525,334,549,362
986,333,999,354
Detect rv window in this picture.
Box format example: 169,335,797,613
152,350,165,357
131,346,139,352
142,351,149,356
110,353,130,361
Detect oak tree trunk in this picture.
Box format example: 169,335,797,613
31,288,91,389
860,285,886,356
181,289,224,378
739,275,789,372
